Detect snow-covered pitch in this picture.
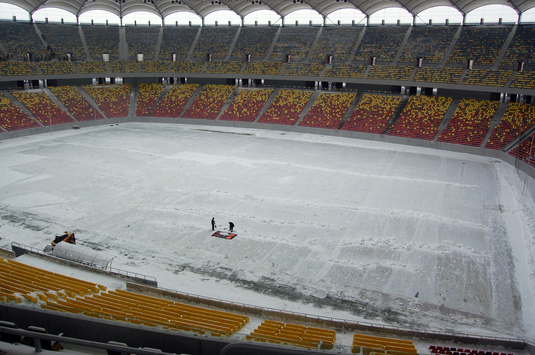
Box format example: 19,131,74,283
0,122,534,342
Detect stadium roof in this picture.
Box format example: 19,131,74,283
3,0,532,21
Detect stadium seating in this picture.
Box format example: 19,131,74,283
258,89,313,125
270,27,319,62
282,63,323,76
462,69,513,87
0,22,47,59
109,60,138,73
485,102,535,150
81,25,120,60
0,93,40,131
82,84,132,118
412,67,464,84
151,84,198,117
366,65,414,81
0,61,39,76
429,345,516,355
182,84,235,119
501,25,535,68
246,320,336,350
76,60,107,74
191,27,239,60
219,88,273,122
125,26,160,60
242,62,283,75
231,27,278,60
204,61,242,74
136,83,166,116
37,61,76,75
510,71,535,89
448,26,512,66
398,26,458,64
354,26,408,62
341,94,401,133
159,27,199,60
438,99,498,147
11,90,74,126
140,60,170,73
388,95,452,140
298,92,356,129
38,23,86,60
352,332,417,355
509,134,535,168
170,60,203,74
310,26,363,61
322,64,366,79
49,86,104,121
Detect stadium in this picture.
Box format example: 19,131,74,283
0,0,535,354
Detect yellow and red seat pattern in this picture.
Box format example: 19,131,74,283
299,92,356,129
0,93,40,131
49,86,104,121
151,84,198,118
182,84,235,120
341,94,401,134
258,89,313,125
11,90,74,126
83,84,132,118
136,83,166,116
219,88,273,122
485,102,535,150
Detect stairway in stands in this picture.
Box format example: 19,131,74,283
383,95,410,135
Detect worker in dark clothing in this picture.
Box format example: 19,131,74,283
229,222,235,232
211,217,216,231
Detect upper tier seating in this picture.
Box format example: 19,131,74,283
125,26,160,60
282,63,323,76
298,92,356,129
38,61,76,75
388,95,452,140
322,64,366,79
398,26,458,64
341,94,401,134
0,62,39,76
461,69,513,87
412,67,464,84
49,86,104,121
366,65,413,81
110,60,138,73
258,89,313,125
510,71,535,89
0,93,40,131
191,27,238,59
0,22,47,59
182,84,235,119
447,26,512,66
170,60,203,73
354,26,408,62
82,25,120,59
219,88,273,122
140,60,170,73
501,25,535,68
136,83,166,116
231,27,278,60
11,90,74,126
38,23,86,60
509,133,535,168
438,99,499,147
151,84,198,117
160,27,199,60
352,332,417,355
82,84,132,118
242,62,283,75
76,60,107,74
204,61,242,74
246,320,336,350
310,26,363,61
270,27,319,62
485,102,535,150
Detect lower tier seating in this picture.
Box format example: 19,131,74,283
182,85,235,120
0,93,40,131
258,89,313,125
485,102,535,150
82,84,132,118
341,94,401,134
136,83,166,116
49,86,104,121
151,84,199,118
298,92,356,129
11,90,74,126
219,88,273,122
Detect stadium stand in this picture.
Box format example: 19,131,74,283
81,25,120,60
485,102,535,150
38,23,86,60
0,61,39,76
110,60,138,73
270,27,318,62
219,88,273,122
0,93,40,131
354,26,408,62
429,345,517,355
501,25,535,68
125,26,160,60
204,61,242,74
258,89,313,125
510,71,535,89
0,21,47,59
242,62,283,75
310,26,363,61
352,332,417,355
341,94,401,134
49,86,104,121
76,60,107,74
282,63,323,76
151,84,199,117
438,99,499,147
388,95,452,140
231,27,278,60
298,92,356,129
82,84,132,118
447,26,512,66
11,90,74,125
246,320,336,350
322,64,366,79
398,25,458,64
140,60,170,73
159,27,199,60
412,67,464,84
191,27,238,59
462,69,513,87
366,65,414,81
136,83,166,116
509,134,535,168
182,84,235,119
170,60,203,74
37,61,76,75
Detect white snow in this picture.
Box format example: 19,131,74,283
0,122,534,346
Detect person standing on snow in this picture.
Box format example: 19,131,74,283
229,222,235,232
211,217,216,231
